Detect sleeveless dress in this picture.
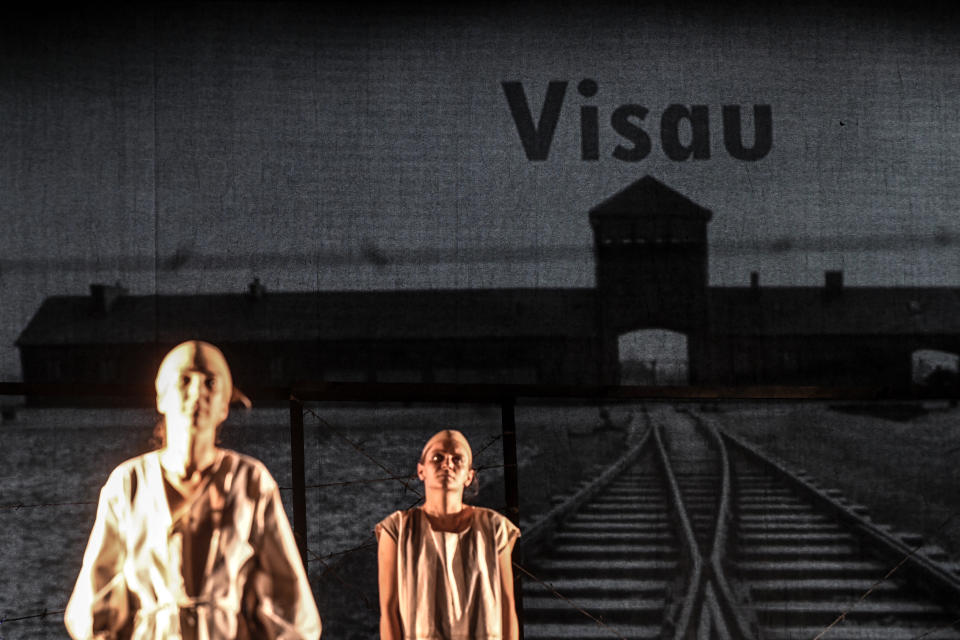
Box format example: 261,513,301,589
376,506,520,640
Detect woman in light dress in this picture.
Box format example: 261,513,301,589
376,430,520,640
64,341,321,640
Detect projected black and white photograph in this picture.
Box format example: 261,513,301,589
2,2,959,638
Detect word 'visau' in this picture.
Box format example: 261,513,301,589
503,79,772,162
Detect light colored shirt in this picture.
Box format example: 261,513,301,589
64,449,322,640
375,506,520,640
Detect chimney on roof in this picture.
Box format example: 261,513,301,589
90,282,127,313
248,277,266,299
824,270,843,299
750,271,760,289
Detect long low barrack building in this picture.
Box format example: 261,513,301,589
16,176,960,402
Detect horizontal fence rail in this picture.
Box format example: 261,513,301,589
2,380,959,405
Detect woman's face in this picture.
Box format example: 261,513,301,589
156,342,231,461
417,432,475,495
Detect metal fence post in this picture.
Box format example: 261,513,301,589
289,395,308,569
501,397,524,638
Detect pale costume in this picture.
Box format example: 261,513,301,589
65,449,321,640
375,507,520,640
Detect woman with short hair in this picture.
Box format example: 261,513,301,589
376,430,520,640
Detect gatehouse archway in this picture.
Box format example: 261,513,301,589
618,329,689,385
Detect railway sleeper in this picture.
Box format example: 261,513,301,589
752,598,957,626
523,597,669,625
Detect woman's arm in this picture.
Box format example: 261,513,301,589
499,538,520,640
244,480,322,638
64,477,130,640
377,533,403,640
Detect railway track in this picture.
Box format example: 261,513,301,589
523,448,679,639
520,408,960,640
